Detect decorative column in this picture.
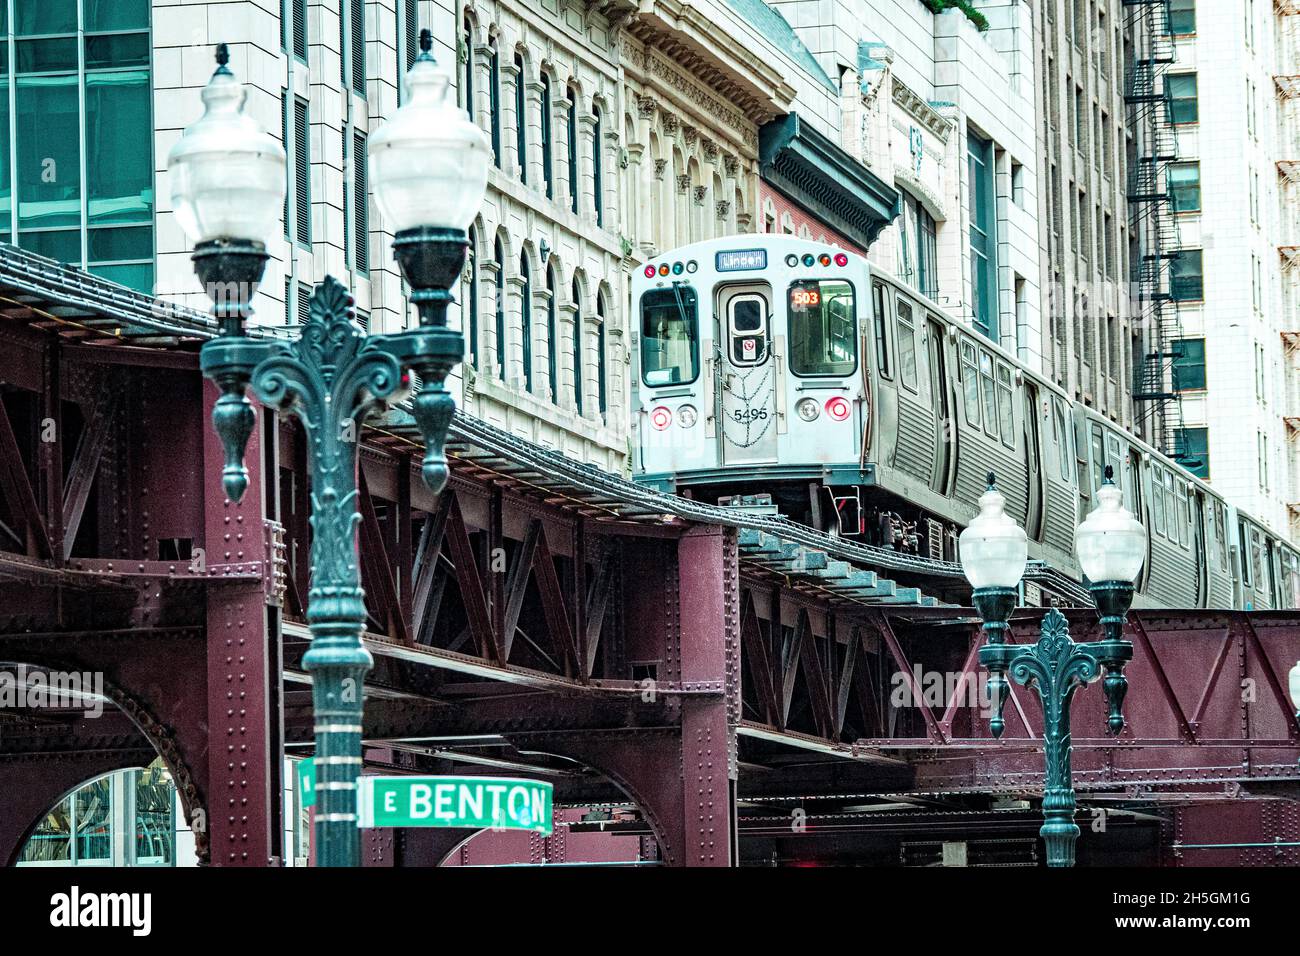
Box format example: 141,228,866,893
501,56,523,178
532,276,554,400
480,253,503,381
555,91,575,213
636,96,658,255
504,273,528,388
560,298,582,414
472,43,495,142
525,79,546,189
578,110,599,224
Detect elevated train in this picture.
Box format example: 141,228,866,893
631,236,1300,610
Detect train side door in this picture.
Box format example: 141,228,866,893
925,316,951,495
1191,489,1208,607
717,285,778,465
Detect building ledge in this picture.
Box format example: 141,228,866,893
759,113,901,249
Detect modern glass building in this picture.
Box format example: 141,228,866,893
0,0,154,292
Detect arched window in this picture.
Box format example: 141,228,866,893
567,88,579,214
572,277,584,415
493,237,506,380
592,104,604,227
519,249,532,390
514,52,527,185
596,291,608,420
540,73,553,200
461,16,474,118
465,225,478,367
488,43,501,168
545,265,558,403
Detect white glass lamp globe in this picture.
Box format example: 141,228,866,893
1075,467,1147,584
1289,660,1300,714
166,46,286,246
370,31,490,234
959,474,1028,590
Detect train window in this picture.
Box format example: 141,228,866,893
996,365,1014,449
727,293,768,366
1213,501,1227,571
960,341,980,426
897,300,918,391
979,351,998,440
1251,530,1265,588
1089,425,1105,492
789,280,855,376
640,286,700,386
1053,398,1071,482
1159,468,1170,541
1172,475,1187,547
871,282,891,379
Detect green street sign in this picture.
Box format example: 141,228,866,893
297,758,316,808
357,775,553,834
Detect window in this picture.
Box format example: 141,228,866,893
1258,431,1268,490
403,0,419,70
466,228,479,367
968,132,998,341
1213,501,1228,571
514,54,527,184
8,2,154,290
789,281,856,376
898,190,938,299
871,282,891,379
961,341,980,426
572,279,584,414
1177,426,1209,479
545,266,558,402
1152,466,1167,537
352,132,368,274
592,105,604,227
727,294,768,365
996,364,1015,449
461,15,473,115
345,0,365,95
641,287,700,386
1255,342,1265,399
1168,0,1195,35
1052,397,1072,482
596,292,608,419
494,238,506,380
540,74,553,200
1170,249,1203,301
292,0,307,62
1168,162,1200,212
1167,73,1198,124
520,250,532,390
1171,338,1205,391
897,300,918,391
293,95,311,247
979,351,998,439
489,44,501,167
567,88,579,214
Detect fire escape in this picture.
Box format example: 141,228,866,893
1277,0,1300,535
1124,0,1190,464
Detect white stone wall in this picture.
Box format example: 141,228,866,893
1171,1,1296,538
771,0,1042,370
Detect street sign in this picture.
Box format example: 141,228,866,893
297,757,316,808
356,775,553,834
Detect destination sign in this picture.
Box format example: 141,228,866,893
716,249,767,272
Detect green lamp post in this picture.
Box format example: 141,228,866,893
961,467,1146,867
168,34,489,866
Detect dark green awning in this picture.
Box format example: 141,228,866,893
759,113,901,249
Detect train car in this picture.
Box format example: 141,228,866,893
631,235,1297,611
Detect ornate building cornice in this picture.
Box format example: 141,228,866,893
891,76,952,144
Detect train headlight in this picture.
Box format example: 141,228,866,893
795,397,820,422
678,404,698,428
649,406,673,431
824,396,851,422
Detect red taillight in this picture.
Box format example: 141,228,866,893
825,396,851,421
650,406,673,430
644,264,656,278
834,252,848,267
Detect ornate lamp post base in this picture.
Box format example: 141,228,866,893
979,599,1133,868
